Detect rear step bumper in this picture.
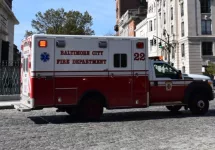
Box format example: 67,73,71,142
13,103,32,112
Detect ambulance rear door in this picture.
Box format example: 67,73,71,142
33,36,55,106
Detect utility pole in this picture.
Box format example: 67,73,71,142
167,33,170,64
153,29,174,65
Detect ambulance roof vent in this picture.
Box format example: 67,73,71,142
56,40,66,48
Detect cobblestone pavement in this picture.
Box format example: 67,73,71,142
1,100,215,150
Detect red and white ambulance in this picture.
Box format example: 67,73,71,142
14,34,214,120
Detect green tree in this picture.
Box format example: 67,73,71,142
25,8,94,37
203,61,215,79
24,30,35,38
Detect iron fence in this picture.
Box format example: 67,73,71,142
0,61,21,95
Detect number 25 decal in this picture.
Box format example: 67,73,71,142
134,52,145,61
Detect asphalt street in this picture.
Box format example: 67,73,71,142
0,100,215,150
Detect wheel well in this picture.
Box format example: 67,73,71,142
78,90,108,108
184,81,213,104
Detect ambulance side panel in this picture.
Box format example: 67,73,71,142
32,36,55,107
54,37,109,106
131,39,149,107
107,39,132,107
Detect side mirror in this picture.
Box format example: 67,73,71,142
177,70,182,79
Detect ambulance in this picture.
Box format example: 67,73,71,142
14,34,214,120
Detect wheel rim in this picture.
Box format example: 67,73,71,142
197,100,205,109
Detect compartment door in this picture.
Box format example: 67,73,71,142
34,37,55,106
108,39,132,107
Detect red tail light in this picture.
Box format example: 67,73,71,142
136,42,144,49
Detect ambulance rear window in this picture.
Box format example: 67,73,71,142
23,58,28,72
114,54,127,68
25,58,28,72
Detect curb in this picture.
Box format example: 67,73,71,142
0,105,15,110
0,95,20,101
0,101,20,110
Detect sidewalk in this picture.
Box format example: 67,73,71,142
0,100,20,109
0,95,20,101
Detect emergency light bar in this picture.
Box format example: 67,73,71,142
136,42,144,49
38,40,47,47
149,56,163,61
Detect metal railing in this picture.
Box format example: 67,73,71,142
0,61,21,95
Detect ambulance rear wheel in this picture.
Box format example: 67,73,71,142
166,105,182,113
78,96,103,121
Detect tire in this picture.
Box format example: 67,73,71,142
166,105,182,113
78,96,103,121
66,108,78,118
189,94,209,115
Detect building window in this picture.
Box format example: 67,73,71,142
149,20,153,31
182,66,185,73
181,3,184,16
181,43,185,57
154,19,156,30
181,22,184,37
164,12,166,24
171,25,173,34
201,0,211,13
202,42,213,55
171,7,173,20
201,19,212,35
114,54,127,68
172,47,175,59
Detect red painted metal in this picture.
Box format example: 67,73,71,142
30,73,187,109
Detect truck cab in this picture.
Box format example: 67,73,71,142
148,56,214,114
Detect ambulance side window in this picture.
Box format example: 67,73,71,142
23,58,28,72
25,58,28,72
114,54,127,68
23,59,26,72
153,63,178,79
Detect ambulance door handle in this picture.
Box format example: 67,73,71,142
37,74,41,79
45,76,53,80
135,73,138,77
129,78,132,84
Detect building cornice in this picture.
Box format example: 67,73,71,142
135,18,148,31
188,36,215,41
0,0,19,25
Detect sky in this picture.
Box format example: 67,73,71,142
12,0,116,49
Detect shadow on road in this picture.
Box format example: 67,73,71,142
28,109,215,125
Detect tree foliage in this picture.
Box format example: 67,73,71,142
203,61,215,79
24,30,35,38
25,8,94,37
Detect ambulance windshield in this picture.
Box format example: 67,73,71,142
153,62,180,79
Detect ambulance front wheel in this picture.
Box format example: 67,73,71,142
78,96,104,121
189,94,209,115
166,105,182,113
